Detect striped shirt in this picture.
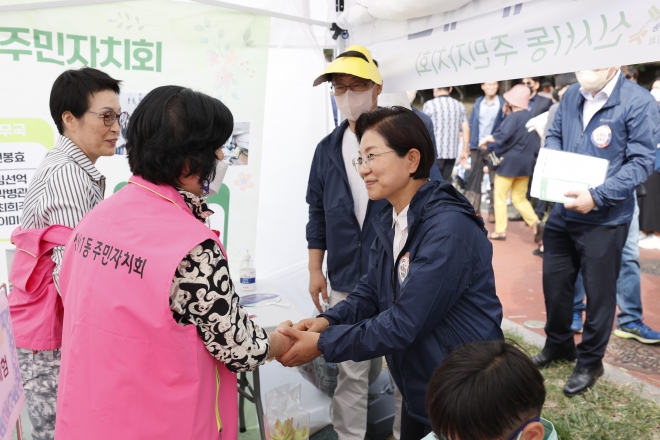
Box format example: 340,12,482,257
21,136,106,291
423,96,468,159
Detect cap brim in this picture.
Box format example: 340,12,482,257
313,56,382,87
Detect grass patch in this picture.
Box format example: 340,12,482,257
505,331,660,440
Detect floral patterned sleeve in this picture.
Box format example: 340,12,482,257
169,238,270,373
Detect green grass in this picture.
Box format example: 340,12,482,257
505,332,660,440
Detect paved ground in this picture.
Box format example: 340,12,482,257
486,212,660,388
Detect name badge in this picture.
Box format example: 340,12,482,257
398,252,410,284
591,125,612,149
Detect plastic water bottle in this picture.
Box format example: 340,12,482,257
240,249,256,291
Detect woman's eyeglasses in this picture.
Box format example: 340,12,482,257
87,110,129,127
352,150,396,172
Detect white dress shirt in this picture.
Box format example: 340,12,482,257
341,129,368,229
392,205,409,262
580,69,620,130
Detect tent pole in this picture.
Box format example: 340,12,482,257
0,0,334,30
191,0,333,28
0,0,128,12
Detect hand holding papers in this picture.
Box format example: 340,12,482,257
563,189,597,214
531,149,609,206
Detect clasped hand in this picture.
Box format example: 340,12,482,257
478,135,495,150
270,318,329,367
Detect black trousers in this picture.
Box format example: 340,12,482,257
534,199,549,220
542,210,629,368
400,403,432,440
435,158,456,182
464,149,495,215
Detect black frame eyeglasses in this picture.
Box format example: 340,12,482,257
87,110,129,127
331,81,374,96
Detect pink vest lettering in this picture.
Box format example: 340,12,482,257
56,176,238,439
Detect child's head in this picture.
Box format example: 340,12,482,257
426,340,546,440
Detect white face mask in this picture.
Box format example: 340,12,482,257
201,160,229,197
576,69,613,92
334,89,376,121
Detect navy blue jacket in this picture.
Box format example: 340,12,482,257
491,110,537,177
529,94,553,117
469,95,505,151
656,107,660,172
306,121,389,292
546,72,659,226
318,180,503,424
413,108,443,180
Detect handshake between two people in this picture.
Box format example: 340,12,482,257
267,317,330,367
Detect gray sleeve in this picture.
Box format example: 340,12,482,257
544,104,559,138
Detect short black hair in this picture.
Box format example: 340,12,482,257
625,66,639,80
49,67,122,135
522,76,542,84
354,106,434,180
426,340,546,440
555,72,578,89
125,85,234,187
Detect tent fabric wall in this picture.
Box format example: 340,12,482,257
255,14,332,280
254,12,335,435
255,46,328,279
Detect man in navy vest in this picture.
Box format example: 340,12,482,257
306,45,388,440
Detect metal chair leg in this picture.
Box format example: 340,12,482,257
253,368,266,440
236,367,266,440
239,372,247,432
16,417,23,440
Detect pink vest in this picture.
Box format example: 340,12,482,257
8,225,72,350
55,175,238,439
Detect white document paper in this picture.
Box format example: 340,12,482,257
530,149,609,204
525,111,548,133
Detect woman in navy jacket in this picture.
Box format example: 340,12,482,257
479,84,542,241
277,107,503,440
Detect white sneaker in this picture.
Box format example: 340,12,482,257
639,234,660,250
639,231,649,241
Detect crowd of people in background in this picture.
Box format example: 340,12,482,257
304,46,660,440
9,41,660,440
416,67,660,398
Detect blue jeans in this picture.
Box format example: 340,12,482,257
574,199,642,327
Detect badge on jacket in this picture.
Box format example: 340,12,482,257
591,125,612,148
398,252,410,284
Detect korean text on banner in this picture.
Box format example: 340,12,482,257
0,1,270,281
369,0,660,92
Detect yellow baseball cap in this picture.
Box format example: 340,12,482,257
313,45,383,87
